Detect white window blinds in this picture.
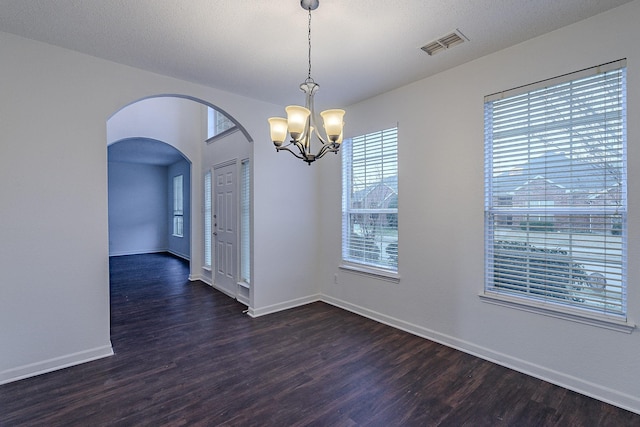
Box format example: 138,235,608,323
204,171,212,267
484,59,627,317
173,175,184,237
342,127,398,272
240,159,250,284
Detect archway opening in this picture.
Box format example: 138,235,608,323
106,94,253,318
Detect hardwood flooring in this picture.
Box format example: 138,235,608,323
1,252,639,426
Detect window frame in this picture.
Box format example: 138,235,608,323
482,59,633,332
206,107,238,143
203,170,212,269
172,174,184,238
239,159,251,285
341,126,399,281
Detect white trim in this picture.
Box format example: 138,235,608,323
109,250,189,260
167,249,190,261
339,263,400,283
236,282,250,307
247,294,321,318
320,294,640,415
479,292,635,333
236,294,250,306
109,249,167,257
196,275,237,299
0,345,114,385
206,126,239,144
213,158,237,169
188,274,200,281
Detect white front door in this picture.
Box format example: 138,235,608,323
214,162,237,295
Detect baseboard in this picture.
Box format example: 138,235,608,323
108,249,166,257
236,282,250,306
167,250,190,261
236,294,250,306
320,295,640,415
0,344,114,386
109,250,190,260
248,294,321,318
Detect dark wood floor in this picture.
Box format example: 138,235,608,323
1,253,639,426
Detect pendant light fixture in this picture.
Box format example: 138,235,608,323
268,0,345,165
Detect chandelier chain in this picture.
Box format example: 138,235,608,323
307,8,312,80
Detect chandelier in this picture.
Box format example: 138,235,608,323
268,0,345,165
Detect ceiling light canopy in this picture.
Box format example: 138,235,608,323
268,0,345,165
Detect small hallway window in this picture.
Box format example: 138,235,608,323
173,174,184,237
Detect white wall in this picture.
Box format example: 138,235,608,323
107,97,202,162
108,162,168,256
0,30,318,384
318,1,640,414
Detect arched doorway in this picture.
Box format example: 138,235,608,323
108,137,191,259
107,95,253,306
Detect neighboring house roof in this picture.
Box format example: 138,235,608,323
494,152,620,195
352,175,398,205
513,175,566,192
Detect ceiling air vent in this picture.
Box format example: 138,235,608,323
421,30,467,56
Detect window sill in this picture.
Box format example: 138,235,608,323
339,263,400,283
479,291,636,334
202,266,211,272
206,126,239,144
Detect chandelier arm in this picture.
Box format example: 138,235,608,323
276,145,309,162
289,138,312,159
303,117,312,156
314,141,339,159
277,145,318,165
312,127,329,145
278,140,302,151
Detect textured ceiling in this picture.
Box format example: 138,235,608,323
0,0,633,112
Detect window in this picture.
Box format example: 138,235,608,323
240,159,250,284
207,107,236,140
484,60,627,320
204,170,212,268
172,175,184,237
342,127,398,274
